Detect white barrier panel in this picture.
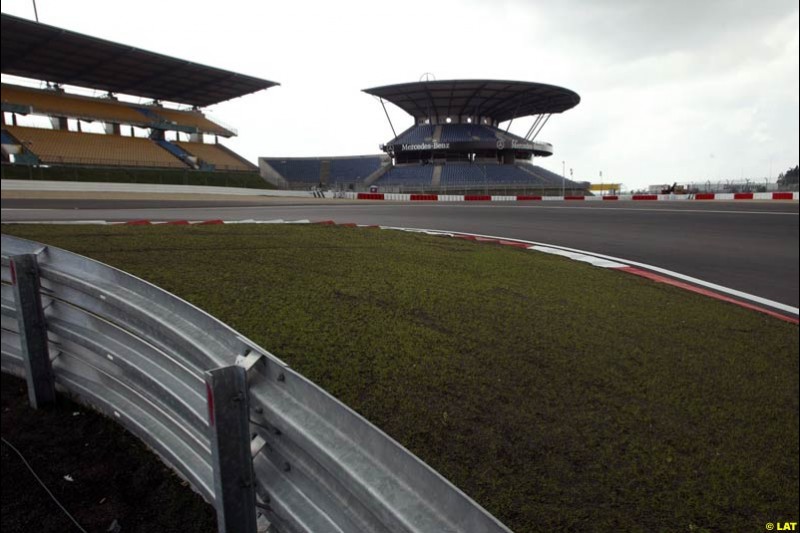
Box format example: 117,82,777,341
0,180,318,197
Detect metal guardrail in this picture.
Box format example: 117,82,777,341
0,234,512,533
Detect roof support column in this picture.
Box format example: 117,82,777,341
529,114,552,141
379,98,398,140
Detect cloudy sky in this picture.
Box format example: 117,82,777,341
2,0,798,190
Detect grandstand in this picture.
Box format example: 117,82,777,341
1,13,276,185
259,79,584,194
5,126,186,168
261,155,390,189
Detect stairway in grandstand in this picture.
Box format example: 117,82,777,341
431,164,443,187
320,160,331,185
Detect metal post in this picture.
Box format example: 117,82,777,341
205,366,257,533
10,254,55,409
568,168,573,197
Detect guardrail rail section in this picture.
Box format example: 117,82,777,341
0,234,512,533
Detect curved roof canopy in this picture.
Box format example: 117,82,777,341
363,79,580,122
1,13,278,107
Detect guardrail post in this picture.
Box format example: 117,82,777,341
10,253,55,409
205,366,257,533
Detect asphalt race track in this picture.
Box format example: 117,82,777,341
2,198,798,310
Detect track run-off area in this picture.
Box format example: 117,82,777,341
2,197,799,312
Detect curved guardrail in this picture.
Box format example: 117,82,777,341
0,234,512,533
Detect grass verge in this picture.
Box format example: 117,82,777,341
2,223,798,532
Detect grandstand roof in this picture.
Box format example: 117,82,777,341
1,13,278,107
363,79,580,122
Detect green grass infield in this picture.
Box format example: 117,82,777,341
2,223,798,532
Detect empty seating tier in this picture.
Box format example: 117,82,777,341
262,159,322,183
374,165,434,187
389,125,435,145
3,84,233,136
154,108,233,136
6,126,187,168
329,157,384,183
439,163,486,187
176,141,255,171
439,124,498,142
3,84,149,126
437,163,580,188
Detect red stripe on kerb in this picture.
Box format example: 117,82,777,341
602,196,619,200
516,195,542,201
465,195,491,201
564,196,585,200
695,193,715,200
619,266,798,324
357,193,385,200
410,194,438,201
734,193,754,200
498,240,530,249
772,192,793,200
632,195,658,200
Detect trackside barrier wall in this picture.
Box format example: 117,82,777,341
343,192,800,202
0,179,325,198
0,234,512,533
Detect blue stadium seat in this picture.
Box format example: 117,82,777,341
264,158,321,183
329,157,383,183
439,125,498,142
389,125,434,144
374,165,433,186
439,163,486,187
156,139,191,161
134,107,162,121
1,129,18,145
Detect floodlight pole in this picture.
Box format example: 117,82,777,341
569,168,573,196
32,0,39,22
561,161,566,197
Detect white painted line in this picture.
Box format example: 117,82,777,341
530,245,628,268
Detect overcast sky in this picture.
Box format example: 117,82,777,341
2,0,798,189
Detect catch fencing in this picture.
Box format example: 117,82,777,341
0,234,511,533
